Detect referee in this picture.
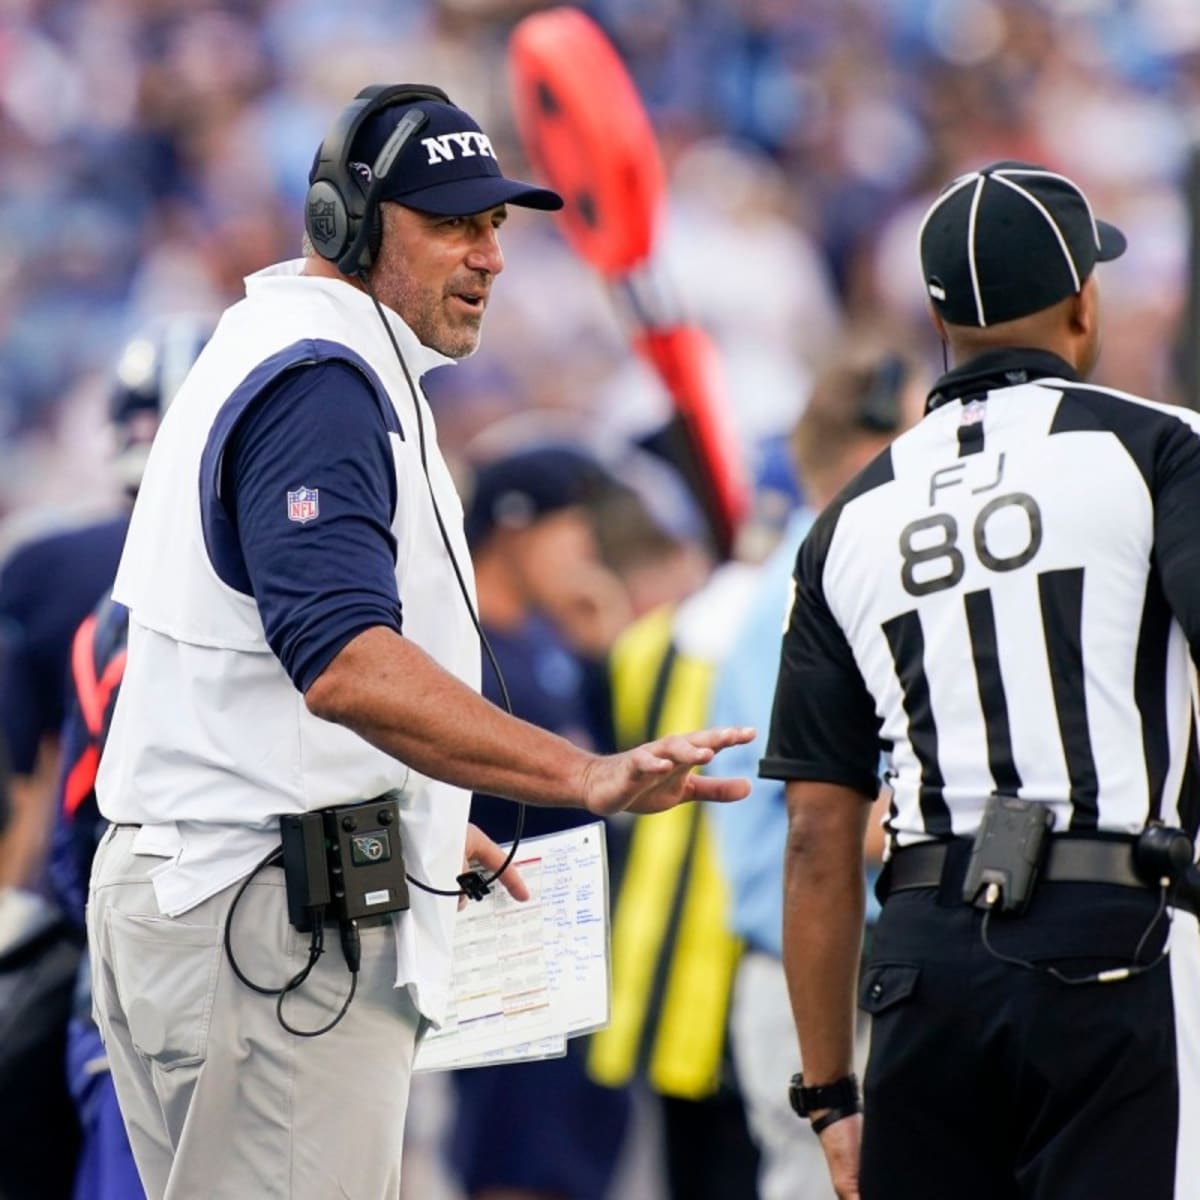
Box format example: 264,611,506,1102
763,161,1200,1199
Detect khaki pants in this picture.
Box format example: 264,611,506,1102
88,825,421,1200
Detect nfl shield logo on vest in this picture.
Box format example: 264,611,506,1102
287,487,319,524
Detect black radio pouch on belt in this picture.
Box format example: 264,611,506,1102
962,795,1055,915
280,797,411,932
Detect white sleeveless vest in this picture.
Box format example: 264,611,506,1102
97,260,479,1021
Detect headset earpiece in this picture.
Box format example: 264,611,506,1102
304,83,454,277
305,176,352,264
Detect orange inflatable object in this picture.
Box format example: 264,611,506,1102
508,8,665,277
633,325,749,558
509,8,749,558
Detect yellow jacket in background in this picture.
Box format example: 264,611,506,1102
589,566,758,1099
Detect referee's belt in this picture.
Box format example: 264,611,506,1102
884,836,1199,918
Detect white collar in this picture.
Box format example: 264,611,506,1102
244,260,457,379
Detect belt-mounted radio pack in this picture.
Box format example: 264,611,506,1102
963,795,1196,987
962,795,1055,914
225,792,506,1039
280,796,410,932
223,795,414,1040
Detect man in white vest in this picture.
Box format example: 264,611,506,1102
86,84,754,1200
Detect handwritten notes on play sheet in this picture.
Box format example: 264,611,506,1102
414,822,610,1072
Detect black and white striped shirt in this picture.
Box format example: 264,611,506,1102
762,348,1200,847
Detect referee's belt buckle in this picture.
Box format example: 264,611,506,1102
886,836,1198,917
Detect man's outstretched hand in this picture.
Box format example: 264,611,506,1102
581,726,755,817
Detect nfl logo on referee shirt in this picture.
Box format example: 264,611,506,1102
287,487,319,524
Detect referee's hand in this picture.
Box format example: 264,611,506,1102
580,727,755,816
817,1111,862,1200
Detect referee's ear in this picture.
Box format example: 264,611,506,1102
1070,274,1101,377
1069,274,1098,335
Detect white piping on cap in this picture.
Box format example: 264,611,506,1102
994,166,1101,251
916,171,984,241
990,173,1081,295
915,172,983,316
915,171,980,247
966,174,987,326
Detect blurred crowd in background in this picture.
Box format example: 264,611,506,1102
2,0,1199,534
2,1,1200,1198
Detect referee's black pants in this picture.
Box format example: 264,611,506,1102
859,871,1184,1200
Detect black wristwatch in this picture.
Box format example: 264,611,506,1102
788,1073,861,1134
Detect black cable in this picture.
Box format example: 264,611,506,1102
363,278,526,899
979,882,1171,986
223,847,324,997
276,920,360,1038
1132,882,1172,963
276,972,357,1038
223,845,369,1036
224,849,369,1036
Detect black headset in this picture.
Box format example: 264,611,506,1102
304,83,453,277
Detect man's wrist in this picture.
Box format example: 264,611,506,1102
810,1104,860,1135
788,1072,861,1131
573,750,603,812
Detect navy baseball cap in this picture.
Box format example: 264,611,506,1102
464,446,611,547
918,161,1126,327
320,98,562,216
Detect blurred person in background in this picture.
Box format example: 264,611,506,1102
43,317,216,1200
708,348,924,1200
2,1,1196,519
590,137,838,467
55,580,148,1200
0,318,211,900
0,727,83,1200
0,518,123,901
587,453,715,622
448,443,634,1200
588,509,764,1200
0,315,211,1200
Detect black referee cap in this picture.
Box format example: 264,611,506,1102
918,161,1126,328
